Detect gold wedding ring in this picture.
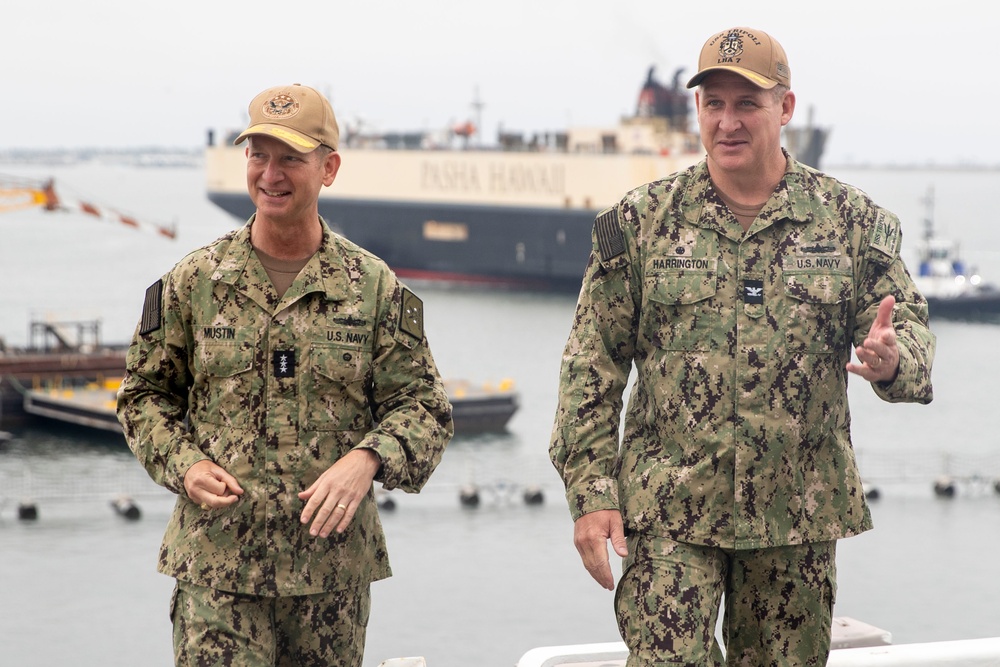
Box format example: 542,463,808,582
200,503,210,510
872,357,881,367
336,503,348,510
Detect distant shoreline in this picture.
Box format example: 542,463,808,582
0,148,997,173
824,163,1000,173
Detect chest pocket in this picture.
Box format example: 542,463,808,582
304,343,372,432
644,268,720,352
192,336,256,430
782,268,853,353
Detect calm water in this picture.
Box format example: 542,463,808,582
1,161,999,666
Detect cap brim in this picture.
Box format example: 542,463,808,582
686,66,778,90
232,124,320,153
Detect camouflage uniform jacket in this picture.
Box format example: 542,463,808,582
550,156,935,550
118,217,453,596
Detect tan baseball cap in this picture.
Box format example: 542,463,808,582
686,27,790,90
233,83,340,152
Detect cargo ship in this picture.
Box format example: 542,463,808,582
206,68,827,291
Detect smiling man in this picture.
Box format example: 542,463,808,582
118,83,453,667
550,28,936,666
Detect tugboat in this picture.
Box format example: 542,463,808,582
912,186,1000,321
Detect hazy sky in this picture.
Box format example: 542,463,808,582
3,0,993,166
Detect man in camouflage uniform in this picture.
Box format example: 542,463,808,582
550,27,935,666
118,83,453,667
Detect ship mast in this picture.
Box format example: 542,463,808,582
921,184,935,242
470,86,484,148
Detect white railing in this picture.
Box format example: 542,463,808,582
827,637,1000,666
516,641,627,666
376,618,1000,667
512,637,1000,667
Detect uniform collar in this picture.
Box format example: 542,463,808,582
212,216,350,307
681,150,815,240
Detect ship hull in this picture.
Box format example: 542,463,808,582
208,191,597,291
206,144,702,291
925,293,1000,322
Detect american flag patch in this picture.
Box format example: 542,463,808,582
594,209,625,262
139,280,163,335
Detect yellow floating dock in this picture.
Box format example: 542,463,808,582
22,378,518,436
22,379,122,433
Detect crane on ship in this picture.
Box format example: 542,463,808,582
0,173,176,239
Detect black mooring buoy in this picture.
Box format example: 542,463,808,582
522,486,545,506
17,501,39,521
933,476,956,498
111,496,142,520
863,483,881,501
459,485,481,508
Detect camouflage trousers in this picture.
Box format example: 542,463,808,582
170,580,370,667
615,535,836,666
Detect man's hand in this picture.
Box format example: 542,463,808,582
183,460,243,509
573,509,628,590
847,295,900,382
298,449,381,538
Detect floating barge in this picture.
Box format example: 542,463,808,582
445,379,519,435
2,320,517,436
22,380,123,432
18,378,517,436
0,319,125,428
